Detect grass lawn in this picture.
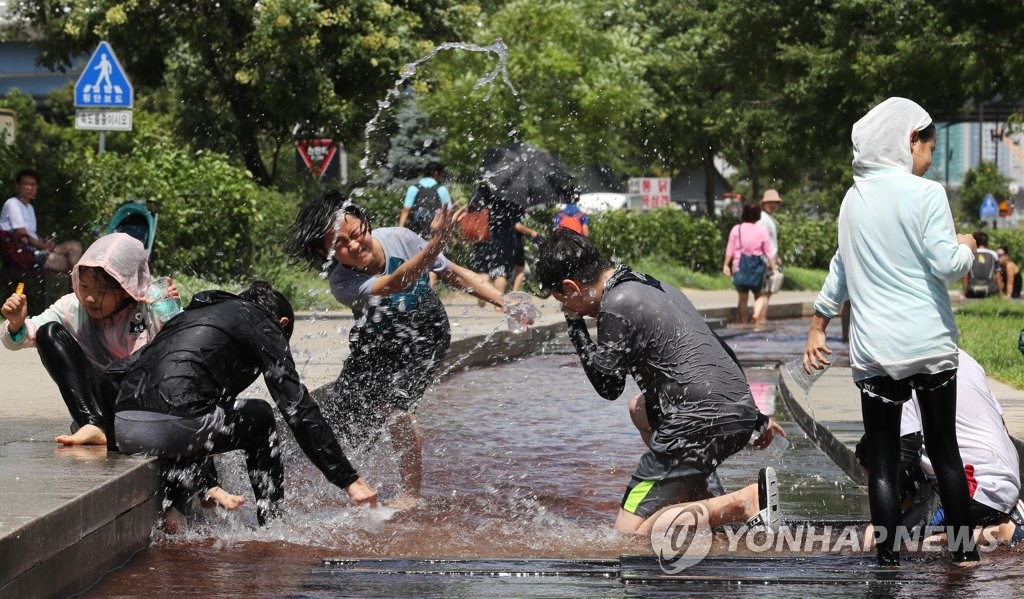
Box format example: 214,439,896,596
956,298,1024,390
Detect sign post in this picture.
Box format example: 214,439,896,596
74,41,134,153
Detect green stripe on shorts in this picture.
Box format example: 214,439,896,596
623,480,655,514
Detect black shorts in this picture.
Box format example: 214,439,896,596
855,369,957,405
513,238,525,268
621,472,724,518
471,240,515,279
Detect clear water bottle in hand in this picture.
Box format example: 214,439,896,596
146,276,182,322
503,292,538,334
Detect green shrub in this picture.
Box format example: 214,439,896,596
590,207,723,272
75,121,264,282
989,226,1024,258
775,213,838,270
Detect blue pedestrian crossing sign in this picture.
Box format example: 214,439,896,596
980,194,999,218
74,41,133,109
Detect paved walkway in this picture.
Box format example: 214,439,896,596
2,288,1022,596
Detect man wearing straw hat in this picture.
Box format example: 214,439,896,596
753,188,783,325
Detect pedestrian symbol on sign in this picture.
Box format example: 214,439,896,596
83,53,122,96
74,41,134,109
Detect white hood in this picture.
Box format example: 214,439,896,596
851,97,932,176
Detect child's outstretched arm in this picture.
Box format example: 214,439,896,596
368,205,466,297
438,262,505,309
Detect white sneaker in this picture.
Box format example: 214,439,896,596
745,466,782,532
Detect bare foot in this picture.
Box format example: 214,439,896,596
387,495,424,511
201,487,246,510
55,423,107,446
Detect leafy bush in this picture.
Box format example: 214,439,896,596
959,162,1010,224
775,213,838,270
74,117,265,281
590,207,723,272
585,207,837,275
989,226,1024,259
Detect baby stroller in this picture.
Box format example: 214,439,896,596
106,199,160,259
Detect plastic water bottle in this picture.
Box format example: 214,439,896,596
503,292,538,334
147,276,182,322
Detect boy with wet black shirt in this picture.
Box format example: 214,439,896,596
535,229,786,535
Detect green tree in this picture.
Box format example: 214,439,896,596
418,0,655,179
638,0,1024,213
376,99,445,186
12,0,474,186
959,162,1010,225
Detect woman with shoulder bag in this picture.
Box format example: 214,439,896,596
723,204,776,325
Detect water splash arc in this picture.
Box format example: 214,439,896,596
358,39,518,179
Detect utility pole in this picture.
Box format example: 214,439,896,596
992,126,1001,167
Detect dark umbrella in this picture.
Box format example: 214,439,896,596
477,141,575,208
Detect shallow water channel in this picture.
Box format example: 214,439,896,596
87,322,1024,598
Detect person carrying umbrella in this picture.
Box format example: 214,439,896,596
470,142,573,300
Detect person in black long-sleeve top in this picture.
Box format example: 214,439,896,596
535,229,786,536
113,281,376,525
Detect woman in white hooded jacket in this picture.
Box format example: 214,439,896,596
802,97,980,565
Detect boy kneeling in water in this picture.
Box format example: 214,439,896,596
535,228,786,535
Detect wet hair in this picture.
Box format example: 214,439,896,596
285,189,371,271
741,204,762,223
534,228,612,292
426,161,444,177
239,280,295,339
15,168,39,185
972,230,989,247
915,123,937,143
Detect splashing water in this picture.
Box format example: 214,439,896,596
358,39,517,178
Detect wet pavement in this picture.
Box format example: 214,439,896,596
2,288,1023,597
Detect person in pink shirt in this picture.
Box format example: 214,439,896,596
722,204,776,325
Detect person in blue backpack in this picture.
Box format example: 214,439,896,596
399,162,453,287
398,162,452,239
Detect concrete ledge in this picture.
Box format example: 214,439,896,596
779,365,1024,495
0,444,160,597
778,376,866,486
698,301,815,324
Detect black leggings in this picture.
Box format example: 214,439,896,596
149,400,284,525
35,321,118,450
859,370,977,563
